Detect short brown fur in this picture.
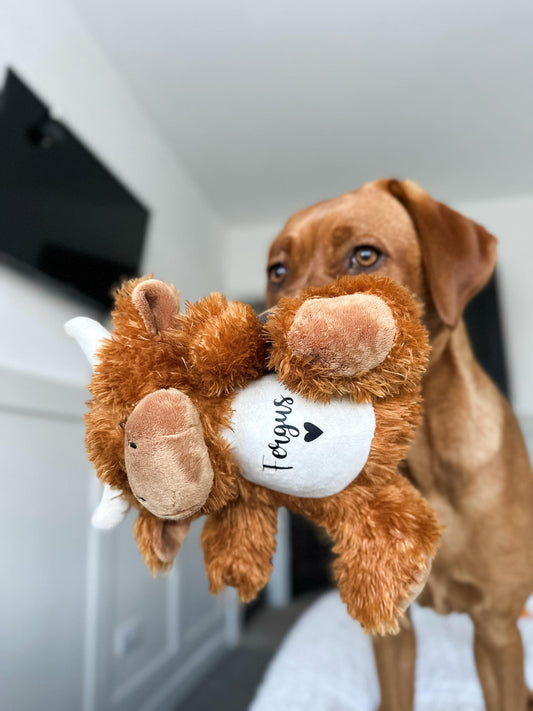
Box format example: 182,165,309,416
266,178,533,710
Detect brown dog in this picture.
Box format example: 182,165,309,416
265,178,533,711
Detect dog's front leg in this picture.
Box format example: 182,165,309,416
373,613,416,711
473,611,529,711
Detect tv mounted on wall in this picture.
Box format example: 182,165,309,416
0,69,150,312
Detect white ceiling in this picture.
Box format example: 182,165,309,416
69,0,532,225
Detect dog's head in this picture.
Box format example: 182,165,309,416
266,179,497,332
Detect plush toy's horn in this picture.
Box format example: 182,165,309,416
91,483,130,529
64,317,111,370
65,317,129,529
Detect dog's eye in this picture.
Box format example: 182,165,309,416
268,263,288,286
350,246,381,270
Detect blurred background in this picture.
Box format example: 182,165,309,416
1,1,532,710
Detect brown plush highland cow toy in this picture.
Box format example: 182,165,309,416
66,274,441,634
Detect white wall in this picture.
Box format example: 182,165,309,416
456,194,533,418
223,219,284,302
0,0,225,385
0,372,89,711
0,2,235,710
224,194,533,418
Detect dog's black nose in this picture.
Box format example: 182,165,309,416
257,308,275,324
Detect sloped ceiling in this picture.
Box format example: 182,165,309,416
69,0,532,224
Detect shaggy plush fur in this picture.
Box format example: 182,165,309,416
84,274,441,633
204,276,440,634
86,279,266,572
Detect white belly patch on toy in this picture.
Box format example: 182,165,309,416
223,374,376,498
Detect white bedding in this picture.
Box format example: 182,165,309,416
251,591,533,711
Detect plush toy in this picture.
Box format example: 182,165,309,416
66,275,441,634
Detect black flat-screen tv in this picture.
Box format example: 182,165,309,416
0,69,149,312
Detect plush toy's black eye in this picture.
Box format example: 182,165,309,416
268,263,288,286
129,442,137,449
349,246,382,271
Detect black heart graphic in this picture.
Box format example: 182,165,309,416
304,422,323,443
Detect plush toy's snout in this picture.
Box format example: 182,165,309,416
124,388,214,520
287,292,397,377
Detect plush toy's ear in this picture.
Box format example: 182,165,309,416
151,518,190,564
383,179,497,328
133,510,190,574
132,279,180,336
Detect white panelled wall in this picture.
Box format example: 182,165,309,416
0,2,236,711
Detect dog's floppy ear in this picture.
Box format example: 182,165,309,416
384,179,497,328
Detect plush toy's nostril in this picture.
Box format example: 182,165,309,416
129,442,137,449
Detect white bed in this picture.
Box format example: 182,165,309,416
251,591,533,711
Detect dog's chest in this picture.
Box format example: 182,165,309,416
223,374,376,498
